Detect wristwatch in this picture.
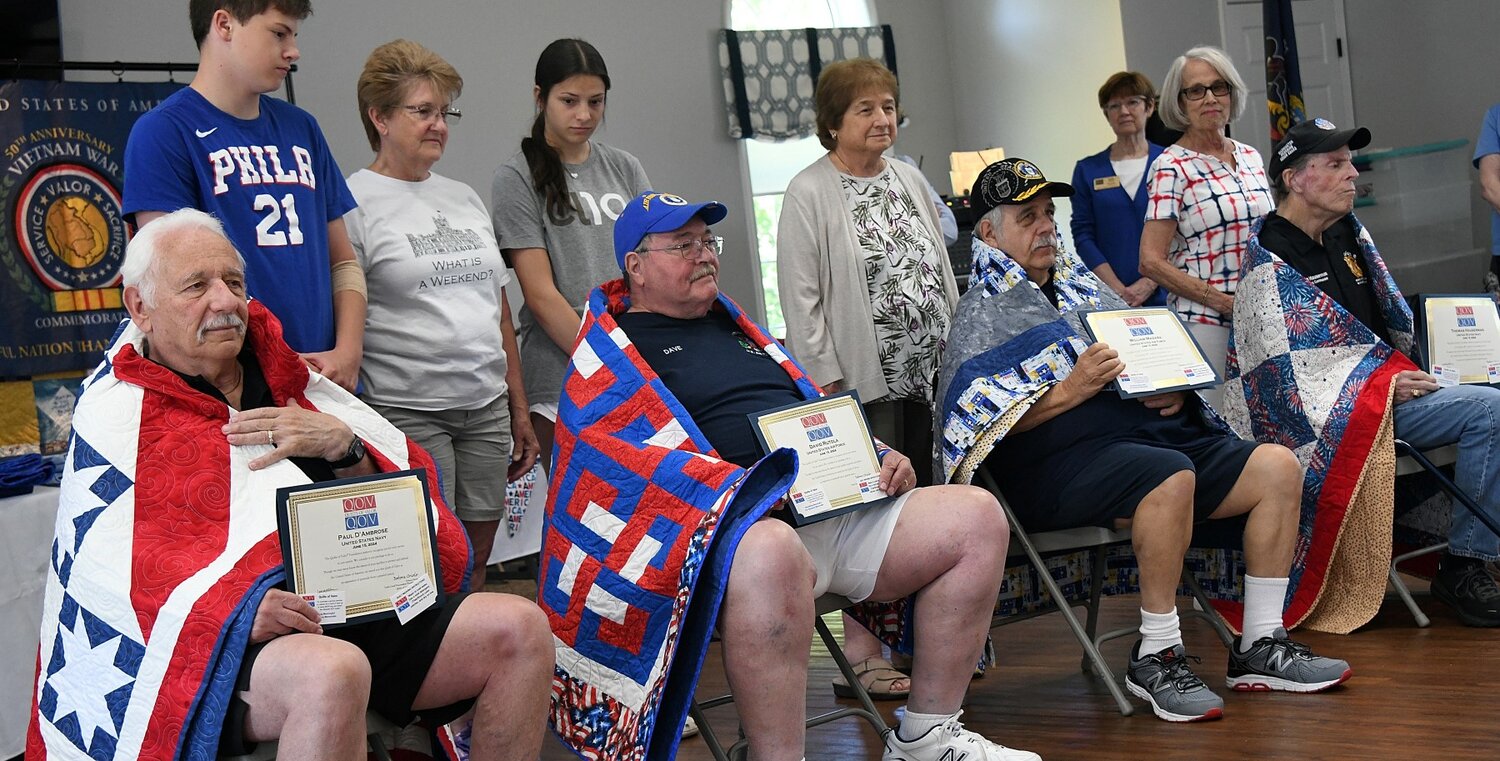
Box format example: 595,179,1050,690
327,435,366,469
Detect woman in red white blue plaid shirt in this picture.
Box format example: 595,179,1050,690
1139,46,1274,410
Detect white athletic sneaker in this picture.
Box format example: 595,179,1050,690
881,711,1041,761
681,714,699,739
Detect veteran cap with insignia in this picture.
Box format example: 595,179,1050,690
969,158,1074,221
614,191,729,268
1269,117,1371,180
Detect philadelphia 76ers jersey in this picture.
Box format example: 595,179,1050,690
123,87,356,354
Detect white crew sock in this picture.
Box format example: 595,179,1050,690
1240,575,1290,651
897,709,956,743
1138,606,1183,656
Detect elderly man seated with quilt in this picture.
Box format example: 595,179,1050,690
934,159,1350,724
28,209,552,761
1226,119,1500,629
537,191,1038,761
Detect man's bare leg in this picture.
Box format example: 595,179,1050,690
719,519,817,761
410,593,554,761
865,485,1007,714
240,634,371,761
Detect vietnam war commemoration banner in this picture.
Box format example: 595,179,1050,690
1,79,183,378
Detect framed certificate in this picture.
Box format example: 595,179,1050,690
277,469,444,627
749,391,895,527
1080,307,1220,398
1420,295,1500,386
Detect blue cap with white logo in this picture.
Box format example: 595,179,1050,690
613,191,729,269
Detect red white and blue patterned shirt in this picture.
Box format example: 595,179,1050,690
1145,140,1274,327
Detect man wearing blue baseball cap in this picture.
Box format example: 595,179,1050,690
538,191,1039,761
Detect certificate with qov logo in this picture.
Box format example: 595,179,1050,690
1421,295,1500,386
750,391,894,527
277,469,443,627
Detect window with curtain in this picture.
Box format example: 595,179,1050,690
724,0,878,338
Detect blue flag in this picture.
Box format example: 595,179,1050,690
1263,0,1306,142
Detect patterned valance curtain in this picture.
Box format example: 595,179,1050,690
718,24,897,141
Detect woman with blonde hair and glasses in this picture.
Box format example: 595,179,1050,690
1140,46,1274,409
344,39,539,589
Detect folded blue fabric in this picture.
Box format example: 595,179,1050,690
0,453,54,497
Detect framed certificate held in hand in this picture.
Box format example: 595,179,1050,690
277,469,444,627
1420,295,1500,386
750,391,894,526
1080,307,1219,398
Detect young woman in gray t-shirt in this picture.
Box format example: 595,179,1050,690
492,38,651,467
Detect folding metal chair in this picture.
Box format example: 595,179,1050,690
1387,440,1500,626
218,709,397,761
690,593,889,761
976,468,1234,717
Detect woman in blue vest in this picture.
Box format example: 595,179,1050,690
1070,71,1166,306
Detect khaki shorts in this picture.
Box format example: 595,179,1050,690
795,491,912,603
370,396,512,522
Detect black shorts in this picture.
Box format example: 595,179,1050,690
991,435,1261,533
218,591,474,756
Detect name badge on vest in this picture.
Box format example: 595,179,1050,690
1094,176,1122,190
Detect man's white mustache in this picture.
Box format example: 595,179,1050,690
689,264,718,282
197,312,246,342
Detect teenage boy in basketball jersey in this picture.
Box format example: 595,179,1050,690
124,0,365,391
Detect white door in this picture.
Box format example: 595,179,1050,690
1219,0,1355,157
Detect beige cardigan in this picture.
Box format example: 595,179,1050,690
776,155,960,400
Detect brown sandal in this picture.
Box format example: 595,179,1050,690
831,656,911,700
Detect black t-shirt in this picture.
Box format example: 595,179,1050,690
615,309,804,467
163,339,337,483
1258,212,1391,345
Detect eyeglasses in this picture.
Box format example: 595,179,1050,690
1103,96,1148,113
402,104,462,125
1179,81,1232,101
639,236,725,259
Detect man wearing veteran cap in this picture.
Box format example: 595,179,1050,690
935,159,1349,723
1228,120,1500,628
537,191,1039,760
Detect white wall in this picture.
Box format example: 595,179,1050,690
1345,0,1500,252
943,0,1128,247
59,0,767,318
1119,0,1223,90
876,0,959,188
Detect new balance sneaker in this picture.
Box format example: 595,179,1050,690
1225,628,1351,692
881,711,1041,761
1432,553,1500,627
1124,641,1224,722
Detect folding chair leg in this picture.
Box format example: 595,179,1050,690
689,700,731,761
1388,565,1432,628
1387,542,1445,628
1081,545,1107,675
815,615,889,735
1180,568,1235,648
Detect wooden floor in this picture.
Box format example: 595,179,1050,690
534,577,1500,760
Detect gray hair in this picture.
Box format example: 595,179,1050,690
978,205,1007,241
122,208,241,307
1158,45,1248,131
1269,153,1316,204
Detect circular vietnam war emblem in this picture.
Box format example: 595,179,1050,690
13,163,127,292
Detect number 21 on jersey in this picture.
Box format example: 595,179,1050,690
254,193,303,246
